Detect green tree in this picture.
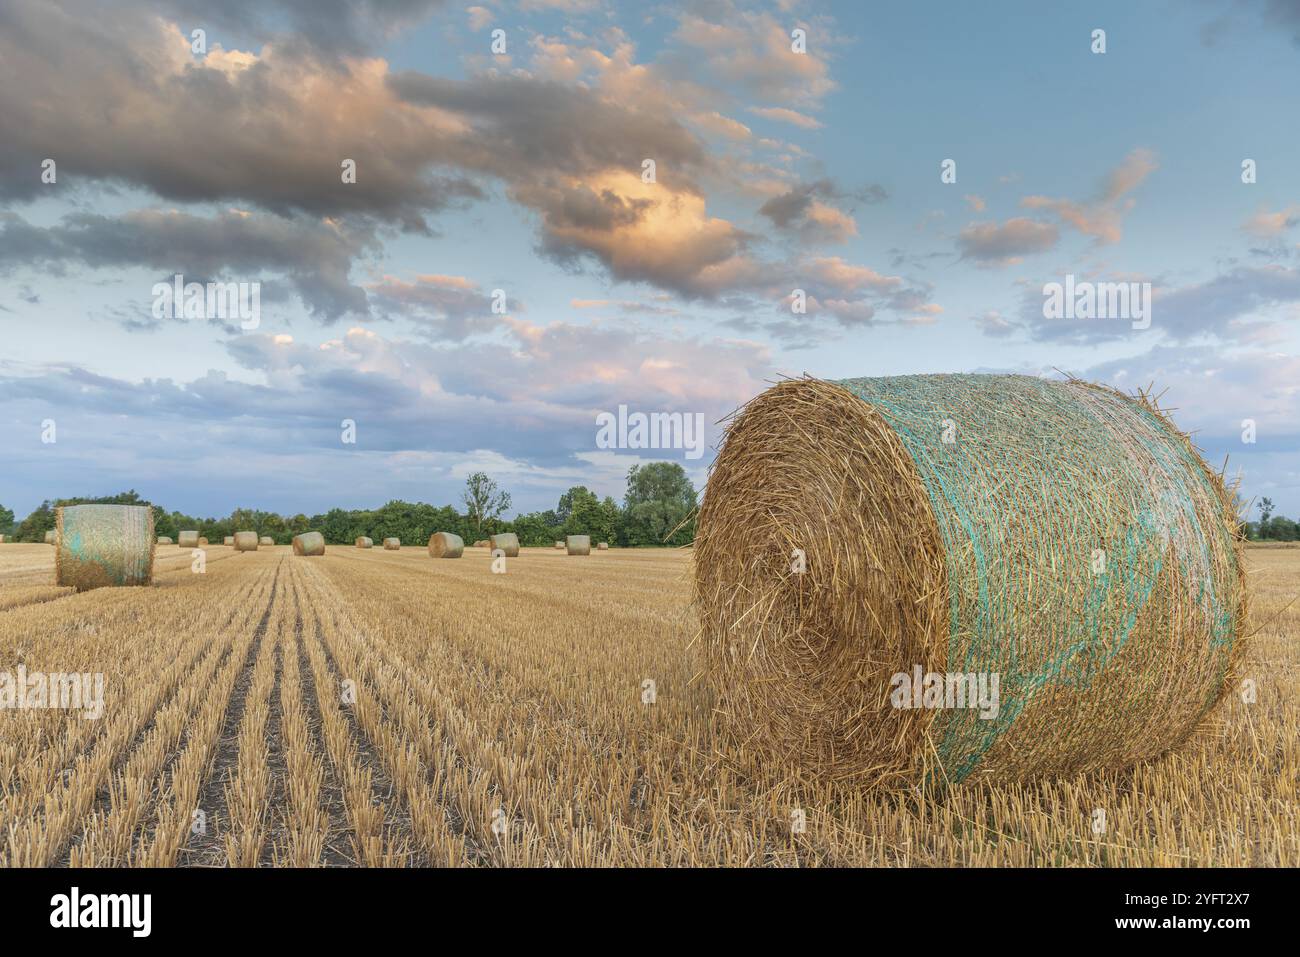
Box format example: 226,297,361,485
1258,497,1275,539
623,463,696,546
462,472,511,536
0,503,14,537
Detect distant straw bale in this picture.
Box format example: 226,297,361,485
427,532,464,559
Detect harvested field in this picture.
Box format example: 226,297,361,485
0,542,1295,867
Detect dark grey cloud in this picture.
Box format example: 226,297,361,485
0,209,374,319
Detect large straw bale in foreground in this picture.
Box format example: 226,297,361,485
489,533,519,557
695,374,1247,788
566,535,591,555
427,532,464,558
356,537,373,548
233,531,258,551
383,538,400,550
55,504,155,591
292,532,325,556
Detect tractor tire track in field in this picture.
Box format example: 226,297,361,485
181,561,282,866
289,568,372,866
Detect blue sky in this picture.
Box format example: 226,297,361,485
2,0,1300,519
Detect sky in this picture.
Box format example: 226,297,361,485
2,0,1300,520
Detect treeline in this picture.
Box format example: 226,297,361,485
1,462,698,548
1244,498,1300,541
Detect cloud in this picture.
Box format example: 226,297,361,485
0,208,374,319
973,310,1018,338
0,321,772,514
746,106,823,129
1242,204,1300,237
1020,148,1158,244
0,3,479,228
366,274,515,340
956,218,1059,265
672,8,835,107
758,180,860,243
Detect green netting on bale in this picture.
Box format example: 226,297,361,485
835,373,1244,784
56,504,156,591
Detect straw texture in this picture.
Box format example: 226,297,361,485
44,530,55,545
292,532,325,556
157,536,173,545
177,531,198,548
566,535,591,555
233,531,258,552
224,536,235,546
356,537,373,548
383,538,401,550
259,536,274,546
490,533,520,557
694,374,1247,788
427,532,464,558
55,504,156,591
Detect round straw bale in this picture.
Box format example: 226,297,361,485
177,531,199,548
597,542,609,550
157,536,173,545
566,535,591,555
233,531,258,551
44,529,56,544
224,536,235,546
489,532,519,557
554,541,564,549
198,537,208,547
694,374,1248,788
356,536,373,548
259,536,274,546
383,537,400,550
473,539,490,548
55,504,155,591
427,532,464,558
292,532,325,556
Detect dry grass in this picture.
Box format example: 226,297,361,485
0,543,1294,866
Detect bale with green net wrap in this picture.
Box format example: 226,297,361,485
55,504,156,591
694,374,1247,788
292,532,325,556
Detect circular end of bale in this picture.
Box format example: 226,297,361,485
427,532,464,559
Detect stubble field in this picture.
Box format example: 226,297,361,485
0,543,1295,867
